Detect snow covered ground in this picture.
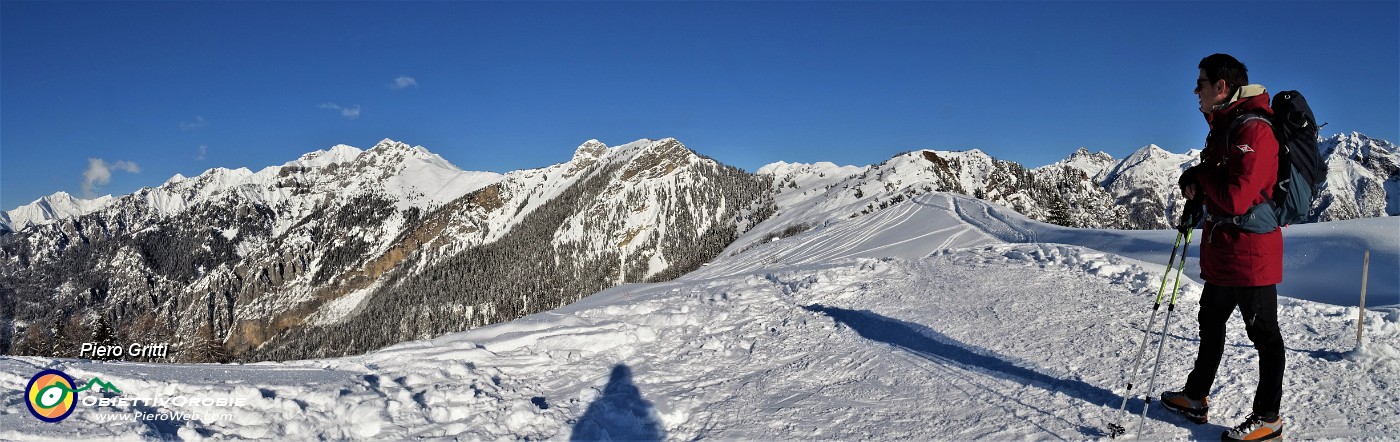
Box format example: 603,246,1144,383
2,192,1396,440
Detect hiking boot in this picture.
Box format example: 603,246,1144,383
1160,390,1209,424
1223,414,1284,440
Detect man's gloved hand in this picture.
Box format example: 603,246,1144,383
1177,202,1204,234
1178,166,1201,201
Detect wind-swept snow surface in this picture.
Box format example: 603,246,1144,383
2,193,1396,440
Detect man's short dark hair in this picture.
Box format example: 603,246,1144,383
1199,53,1249,97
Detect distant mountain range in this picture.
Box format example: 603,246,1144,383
1,133,1394,361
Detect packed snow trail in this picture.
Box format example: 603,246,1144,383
1,193,1396,440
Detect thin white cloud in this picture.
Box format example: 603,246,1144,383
180,116,208,131
197,145,209,161
320,103,362,119
392,75,418,89
82,158,141,197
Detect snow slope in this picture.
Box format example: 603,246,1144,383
1,192,1395,440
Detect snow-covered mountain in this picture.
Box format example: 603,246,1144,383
749,143,1164,233
1,133,1396,440
126,138,505,234
2,133,1395,365
753,148,1136,235
7,132,1395,234
0,139,499,234
0,139,505,361
247,138,772,360
1049,146,1119,179
1316,132,1400,221
1094,144,1201,229
1031,134,1398,229
1,190,1393,440
0,192,115,234
0,138,772,362
1085,134,1400,228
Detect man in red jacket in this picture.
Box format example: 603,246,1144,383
1162,54,1285,441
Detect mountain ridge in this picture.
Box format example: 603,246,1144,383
1,133,1394,362
9,132,1392,234
0,137,776,361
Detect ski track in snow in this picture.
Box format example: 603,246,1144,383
1,193,1396,440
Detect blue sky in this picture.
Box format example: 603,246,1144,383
3,1,1397,210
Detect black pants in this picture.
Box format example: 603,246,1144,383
1183,283,1285,420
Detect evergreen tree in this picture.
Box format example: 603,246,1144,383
1047,193,1074,227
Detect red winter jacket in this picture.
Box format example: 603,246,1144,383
1185,85,1284,287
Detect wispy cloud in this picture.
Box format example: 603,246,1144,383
391,75,418,89
82,158,141,197
180,116,207,131
320,103,362,119
197,145,209,161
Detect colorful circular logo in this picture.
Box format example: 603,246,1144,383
25,369,77,423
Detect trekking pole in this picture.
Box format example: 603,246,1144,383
1357,250,1370,349
1135,229,1194,438
1106,230,1184,438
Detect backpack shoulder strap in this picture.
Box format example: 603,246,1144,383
1228,112,1273,138
1224,112,1276,156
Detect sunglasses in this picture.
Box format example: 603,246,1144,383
1195,78,1215,91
